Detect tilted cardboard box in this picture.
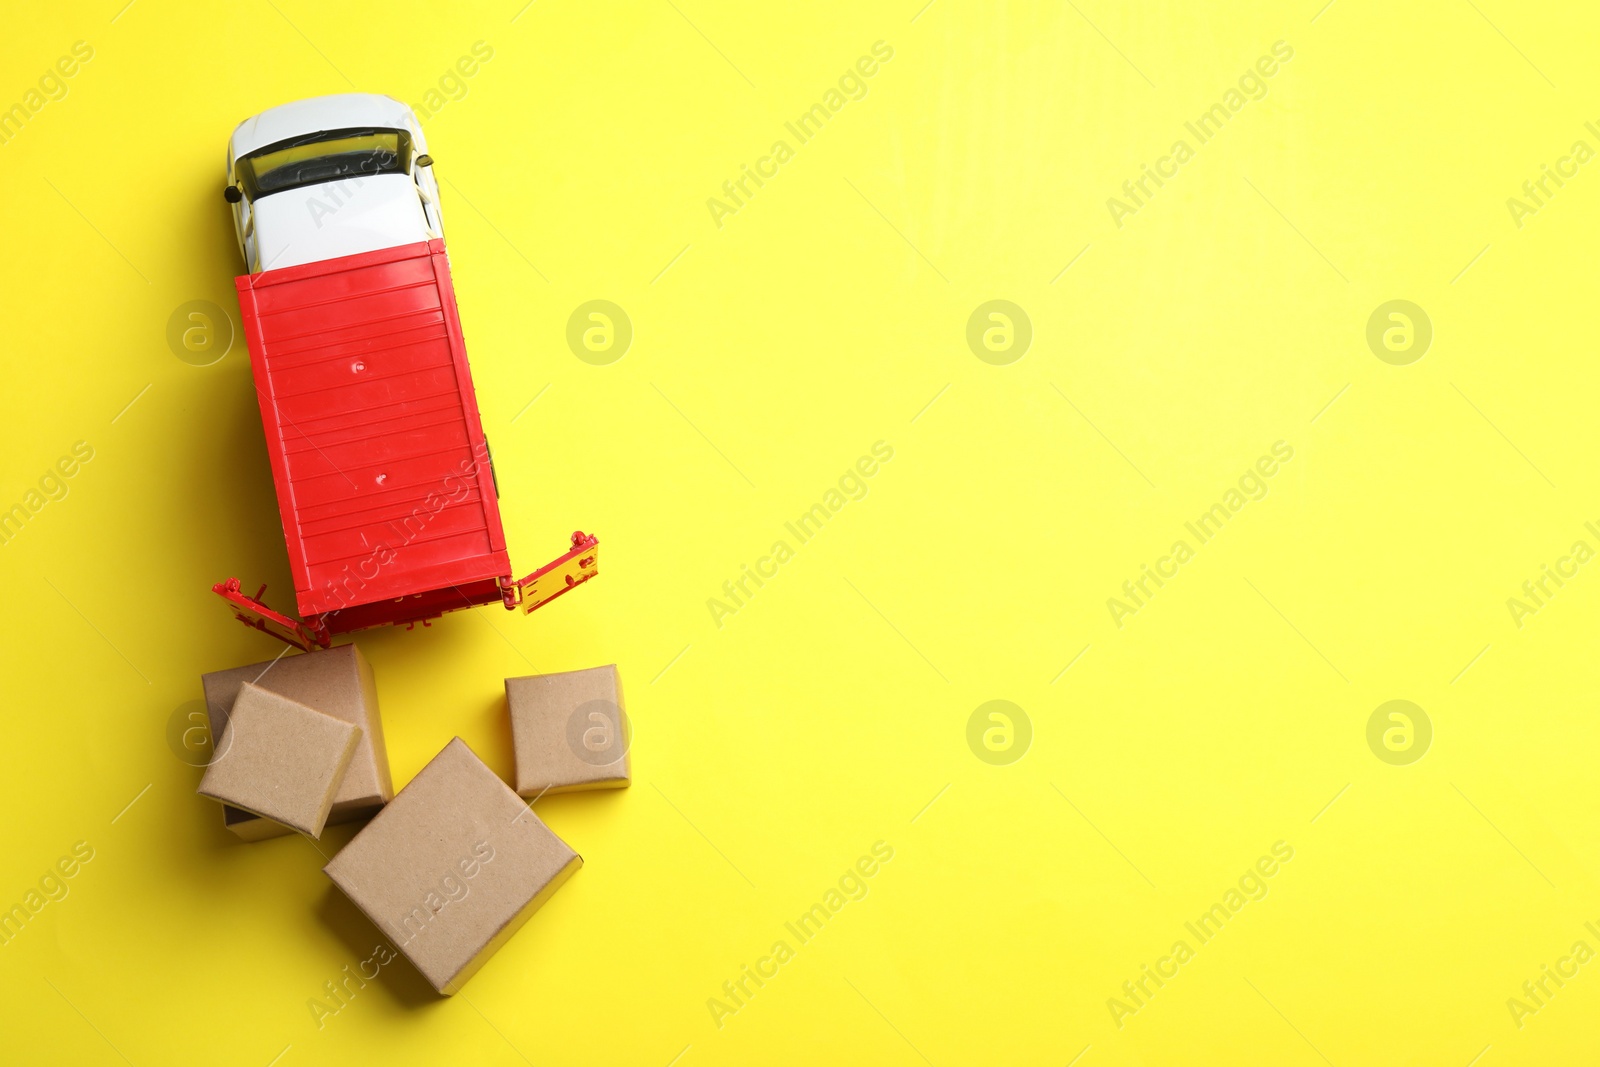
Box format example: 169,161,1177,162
324,737,582,995
200,644,392,839
198,682,362,839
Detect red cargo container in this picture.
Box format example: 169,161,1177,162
214,238,597,650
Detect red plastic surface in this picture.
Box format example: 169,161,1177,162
233,240,510,628
213,578,328,651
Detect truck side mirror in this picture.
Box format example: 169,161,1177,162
224,185,243,203
415,155,433,168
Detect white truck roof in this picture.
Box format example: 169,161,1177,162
229,93,417,160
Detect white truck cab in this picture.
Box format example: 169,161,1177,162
225,93,443,273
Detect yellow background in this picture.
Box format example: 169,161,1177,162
1,1,1596,1063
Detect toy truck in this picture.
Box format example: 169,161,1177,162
214,93,596,651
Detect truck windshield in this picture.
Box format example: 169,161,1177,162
237,127,413,200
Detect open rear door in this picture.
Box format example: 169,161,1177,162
213,578,328,651
513,532,600,614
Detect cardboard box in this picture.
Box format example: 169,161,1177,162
505,665,631,796
324,737,582,995
201,644,392,840
198,683,362,838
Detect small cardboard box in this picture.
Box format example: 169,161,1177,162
324,737,582,995
201,644,392,840
505,665,631,796
198,683,362,838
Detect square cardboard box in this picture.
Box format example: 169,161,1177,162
324,737,582,995
505,665,631,796
201,644,392,840
198,683,362,838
